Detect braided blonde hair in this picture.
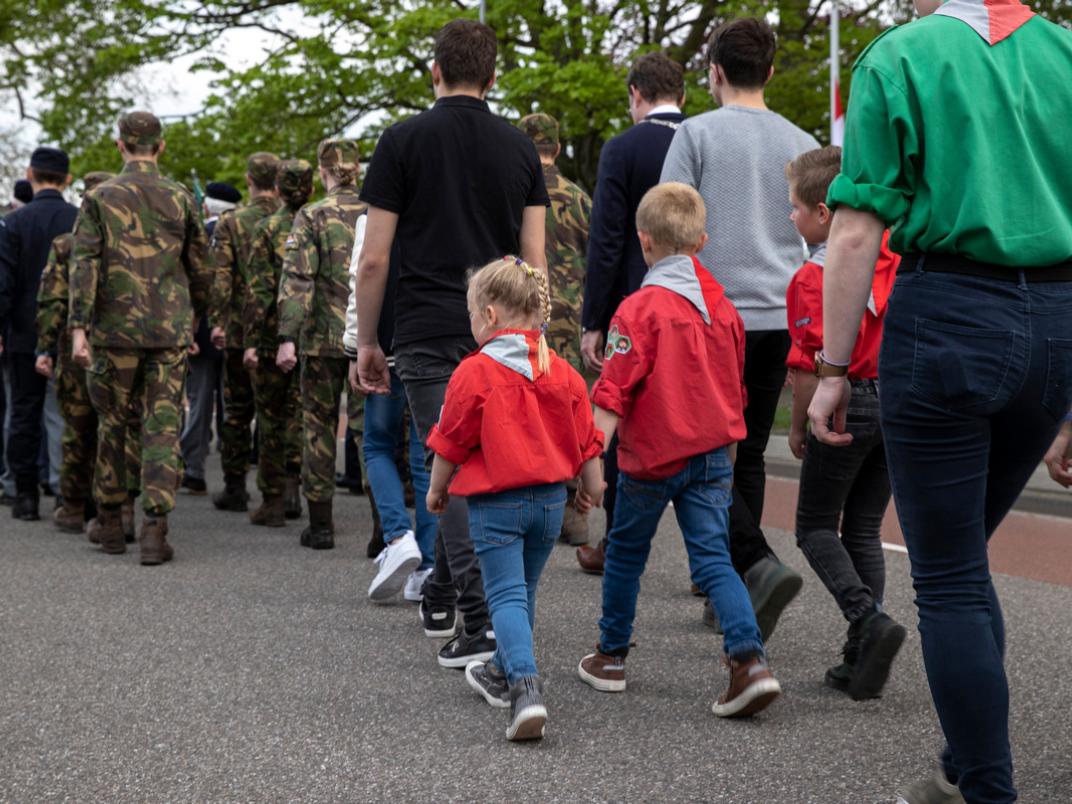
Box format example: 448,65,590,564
469,256,552,373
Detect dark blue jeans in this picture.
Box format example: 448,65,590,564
600,447,764,660
879,265,1072,804
468,484,566,685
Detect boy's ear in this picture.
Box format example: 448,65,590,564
817,201,832,223
637,230,653,252
694,232,709,252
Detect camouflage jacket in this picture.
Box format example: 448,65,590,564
543,164,592,372
243,205,299,353
209,194,281,348
70,161,212,348
277,185,366,357
35,233,74,356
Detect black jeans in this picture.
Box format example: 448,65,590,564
395,335,489,633
795,381,890,624
6,352,48,494
728,329,788,574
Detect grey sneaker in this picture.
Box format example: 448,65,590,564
465,660,509,709
896,771,965,804
506,676,547,741
743,557,803,641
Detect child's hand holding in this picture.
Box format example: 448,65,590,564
426,487,450,515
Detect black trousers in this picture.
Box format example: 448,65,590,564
6,352,48,494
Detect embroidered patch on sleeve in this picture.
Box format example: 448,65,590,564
794,317,812,328
604,325,633,360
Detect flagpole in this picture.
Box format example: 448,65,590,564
830,0,840,145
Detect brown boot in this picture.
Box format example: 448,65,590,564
120,497,136,543
90,507,126,554
300,499,335,550
140,516,174,566
576,540,605,575
560,491,589,546
283,476,302,520
711,655,781,718
250,495,286,527
53,499,86,534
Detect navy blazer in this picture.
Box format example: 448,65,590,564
0,189,78,354
581,112,686,334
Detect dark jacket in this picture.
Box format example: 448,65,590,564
0,189,78,353
581,112,685,334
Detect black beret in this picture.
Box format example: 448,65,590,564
13,180,32,203
30,146,69,175
205,181,242,203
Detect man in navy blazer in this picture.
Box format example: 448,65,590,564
577,53,686,572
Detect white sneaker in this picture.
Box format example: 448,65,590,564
368,531,422,603
404,567,433,602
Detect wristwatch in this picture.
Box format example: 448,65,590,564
814,352,849,378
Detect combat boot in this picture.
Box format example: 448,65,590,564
53,498,87,533
300,499,335,550
90,507,126,554
120,496,137,543
283,476,302,520
12,490,40,521
212,473,249,512
250,495,286,527
140,516,174,566
560,489,589,546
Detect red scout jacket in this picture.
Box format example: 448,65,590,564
427,330,604,496
591,255,747,480
785,233,900,380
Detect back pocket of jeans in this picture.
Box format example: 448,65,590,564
909,318,1015,413
541,500,567,542
477,502,523,546
1042,339,1072,420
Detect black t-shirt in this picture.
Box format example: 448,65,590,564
359,95,549,348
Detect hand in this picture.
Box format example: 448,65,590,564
575,477,605,513
357,345,391,394
788,426,807,460
581,330,605,372
34,354,53,378
188,340,201,357
276,341,297,373
243,348,259,370
348,359,361,393
210,326,226,350
71,328,91,368
1045,421,1072,488
808,376,852,447
426,487,450,515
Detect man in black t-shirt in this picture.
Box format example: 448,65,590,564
355,19,548,671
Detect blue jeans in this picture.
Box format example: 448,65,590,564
879,263,1072,804
468,483,566,685
363,370,435,567
600,447,764,660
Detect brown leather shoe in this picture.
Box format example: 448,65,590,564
140,516,174,565
560,492,590,546
711,655,781,718
576,541,605,575
250,495,286,527
283,477,302,520
120,497,136,543
90,507,126,554
53,499,86,533
577,649,626,692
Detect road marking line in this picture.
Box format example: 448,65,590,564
882,542,908,554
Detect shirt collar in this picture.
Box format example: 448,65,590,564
646,104,682,117
642,254,712,324
480,329,541,381
121,160,160,176
29,188,64,202
808,243,828,267
434,95,491,113
934,0,1034,45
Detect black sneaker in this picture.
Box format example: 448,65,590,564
849,611,907,701
420,600,459,638
12,492,40,521
824,662,853,692
466,660,510,709
506,676,546,741
181,475,207,495
438,627,496,669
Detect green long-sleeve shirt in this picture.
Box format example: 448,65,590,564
828,10,1072,267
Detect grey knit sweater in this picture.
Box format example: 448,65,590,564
660,105,819,331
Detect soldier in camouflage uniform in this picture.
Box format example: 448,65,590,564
276,139,366,550
242,160,313,527
69,111,212,565
36,171,143,538
517,112,593,545
208,152,282,512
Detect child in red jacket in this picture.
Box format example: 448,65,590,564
576,182,781,719
426,256,604,742
784,146,905,701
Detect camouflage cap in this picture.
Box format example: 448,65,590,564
517,113,559,146
117,111,162,146
82,171,114,192
247,152,281,188
317,138,360,173
276,158,314,205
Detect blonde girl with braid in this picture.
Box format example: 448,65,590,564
426,255,605,742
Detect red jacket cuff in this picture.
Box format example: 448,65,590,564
426,426,472,465
591,380,627,418
581,429,605,461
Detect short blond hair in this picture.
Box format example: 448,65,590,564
635,182,707,251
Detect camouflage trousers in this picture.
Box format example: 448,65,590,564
252,353,302,497
56,356,142,503
299,355,349,503
220,347,256,477
87,347,186,515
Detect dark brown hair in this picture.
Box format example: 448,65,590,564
29,168,66,186
707,18,777,90
785,146,842,208
434,20,497,90
123,142,161,157
627,53,685,104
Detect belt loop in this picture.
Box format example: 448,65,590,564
914,254,926,275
